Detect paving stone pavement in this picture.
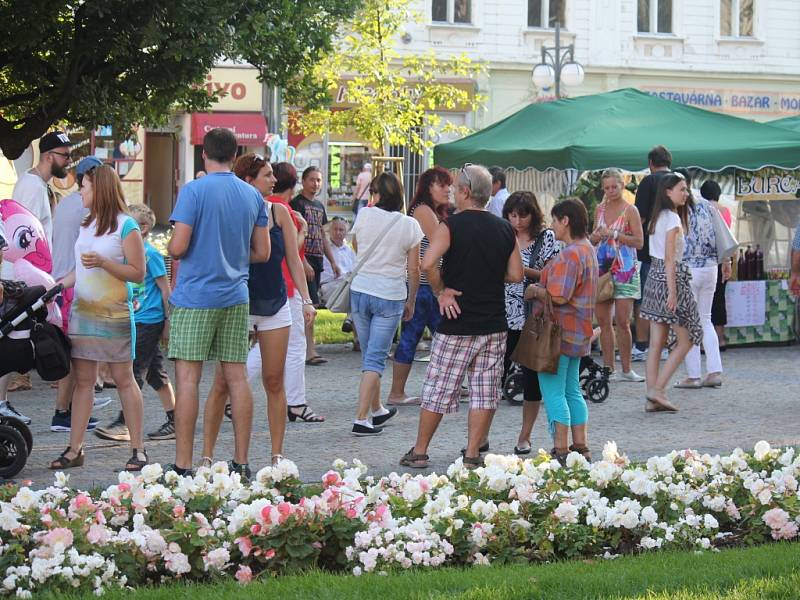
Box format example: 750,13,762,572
6,343,800,490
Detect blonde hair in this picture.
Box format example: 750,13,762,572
601,168,625,188
128,203,155,231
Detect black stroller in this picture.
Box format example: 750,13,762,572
0,281,66,479
502,357,610,404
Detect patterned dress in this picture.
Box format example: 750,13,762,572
504,228,559,330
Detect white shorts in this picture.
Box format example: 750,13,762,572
248,300,292,332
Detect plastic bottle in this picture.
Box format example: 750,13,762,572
754,244,764,280
737,248,746,281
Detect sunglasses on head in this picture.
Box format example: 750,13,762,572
460,162,474,190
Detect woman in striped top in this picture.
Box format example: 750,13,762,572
386,167,453,406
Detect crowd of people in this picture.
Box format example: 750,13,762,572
0,128,757,475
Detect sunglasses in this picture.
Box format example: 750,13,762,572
460,162,474,190
252,153,266,163
49,151,71,159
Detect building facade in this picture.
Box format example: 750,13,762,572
400,0,800,130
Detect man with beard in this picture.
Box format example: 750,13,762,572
0,131,73,400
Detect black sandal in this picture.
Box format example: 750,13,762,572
399,447,429,468
125,449,148,472
288,405,325,423
569,444,592,462
462,455,484,469
551,447,569,466
49,446,84,470
460,442,489,456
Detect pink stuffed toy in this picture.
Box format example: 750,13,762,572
0,199,62,326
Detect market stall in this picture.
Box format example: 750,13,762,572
433,88,800,345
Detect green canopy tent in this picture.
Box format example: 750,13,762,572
433,88,800,172
768,114,800,133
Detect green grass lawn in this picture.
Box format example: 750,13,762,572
314,309,352,345
56,542,800,600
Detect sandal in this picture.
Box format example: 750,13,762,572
386,395,422,406
551,447,569,466
305,356,328,366
399,447,429,468
514,444,532,455
460,442,489,456
288,405,325,423
125,449,148,472
49,446,84,470
569,444,592,462
646,388,678,412
198,456,213,469
462,455,484,469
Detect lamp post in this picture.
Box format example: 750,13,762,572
531,21,585,98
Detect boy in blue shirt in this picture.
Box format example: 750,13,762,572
94,204,176,441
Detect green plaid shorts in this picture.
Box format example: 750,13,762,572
168,303,250,363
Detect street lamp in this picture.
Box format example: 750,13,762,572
531,21,584,98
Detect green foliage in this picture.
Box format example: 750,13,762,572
570,171,640,221
0,0,360,159
290,0,486,154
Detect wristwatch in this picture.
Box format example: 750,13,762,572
302,298,314,306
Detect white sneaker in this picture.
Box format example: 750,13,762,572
0,401,31,425
619,370,645,382
631,347,647,362
93,396,113,410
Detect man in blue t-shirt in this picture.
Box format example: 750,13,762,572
94,204,178,444
167,128,270,476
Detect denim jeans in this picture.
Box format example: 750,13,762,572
350,290,405,375
394,284,442,364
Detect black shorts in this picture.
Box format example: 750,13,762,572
306,254,324,306
133,321,170,391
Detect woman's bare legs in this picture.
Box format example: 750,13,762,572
109,361,144,452
202,366,228,461
614,299,635,374
516,401,541,449
66,358,98,459
595,300,616,371
256,327,290,459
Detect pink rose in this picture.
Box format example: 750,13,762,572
43,527,73,549
762,507,790,530
251,524,261,535
235,565,252,584
322,471,342,488
264,549,276,560
773,522,798,540
87,524,110,545
173,505,186,518
345,508,357,519
235,536,253,557
261,505,274,524
118,483,131,493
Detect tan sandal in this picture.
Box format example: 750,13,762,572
399,447,429,468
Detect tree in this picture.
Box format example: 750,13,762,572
289,0,485,155
0,0,359,159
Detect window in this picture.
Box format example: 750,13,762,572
528,0,566,28
432,0,471,24
637,0,672,34
720,0,754,37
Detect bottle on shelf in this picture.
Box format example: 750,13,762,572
737,248,747,281
744,245,755,281
754,244,764,280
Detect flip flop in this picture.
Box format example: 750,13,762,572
386,396,422,406
305,356,328,365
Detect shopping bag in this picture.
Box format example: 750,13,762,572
510,293,561,374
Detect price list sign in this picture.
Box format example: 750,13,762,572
725,281,767,328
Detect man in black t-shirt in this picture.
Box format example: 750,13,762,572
290,166,340,365
632,145,672,358
400,164,522,470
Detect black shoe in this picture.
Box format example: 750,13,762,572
371,407,397,426
352,423,384,436
460,442,490,456
224,403,232,421
147,416,175,440
227,460,252,480
341,318,354,333
162,463,193,478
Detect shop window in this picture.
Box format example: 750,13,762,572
326,142,371,214
637,0,672,34
431,0,471,24
720,0,754,37
528,0,566,29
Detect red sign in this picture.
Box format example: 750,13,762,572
190,113,268,146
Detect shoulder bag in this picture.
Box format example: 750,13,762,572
709,201,738,263
326,212,403,313
510,290,561,374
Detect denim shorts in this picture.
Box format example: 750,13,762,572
350,290,405,375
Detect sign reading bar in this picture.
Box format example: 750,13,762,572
725,280,767,328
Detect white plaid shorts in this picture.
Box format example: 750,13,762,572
421,331,507,414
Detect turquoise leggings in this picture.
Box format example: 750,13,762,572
537,355,588,437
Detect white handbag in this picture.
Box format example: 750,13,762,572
325,212,402,313
709,201,738,263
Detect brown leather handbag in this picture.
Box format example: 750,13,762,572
511,292,561,374
595,271,614,303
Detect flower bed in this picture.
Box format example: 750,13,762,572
1,441,798,596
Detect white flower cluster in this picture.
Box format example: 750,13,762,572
0,443,797,594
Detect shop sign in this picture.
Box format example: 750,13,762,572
190,113,268,145
642,86,800,116
198,67,262,112
735,168,800,201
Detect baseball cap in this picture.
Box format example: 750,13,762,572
75,156,104,176
39,131,73,154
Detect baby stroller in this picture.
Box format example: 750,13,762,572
0,281,66,479
579,355,610,403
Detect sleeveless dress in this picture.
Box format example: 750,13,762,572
595,201,640,300
69,214,139,362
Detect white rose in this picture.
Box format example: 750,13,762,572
753,441,771,461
